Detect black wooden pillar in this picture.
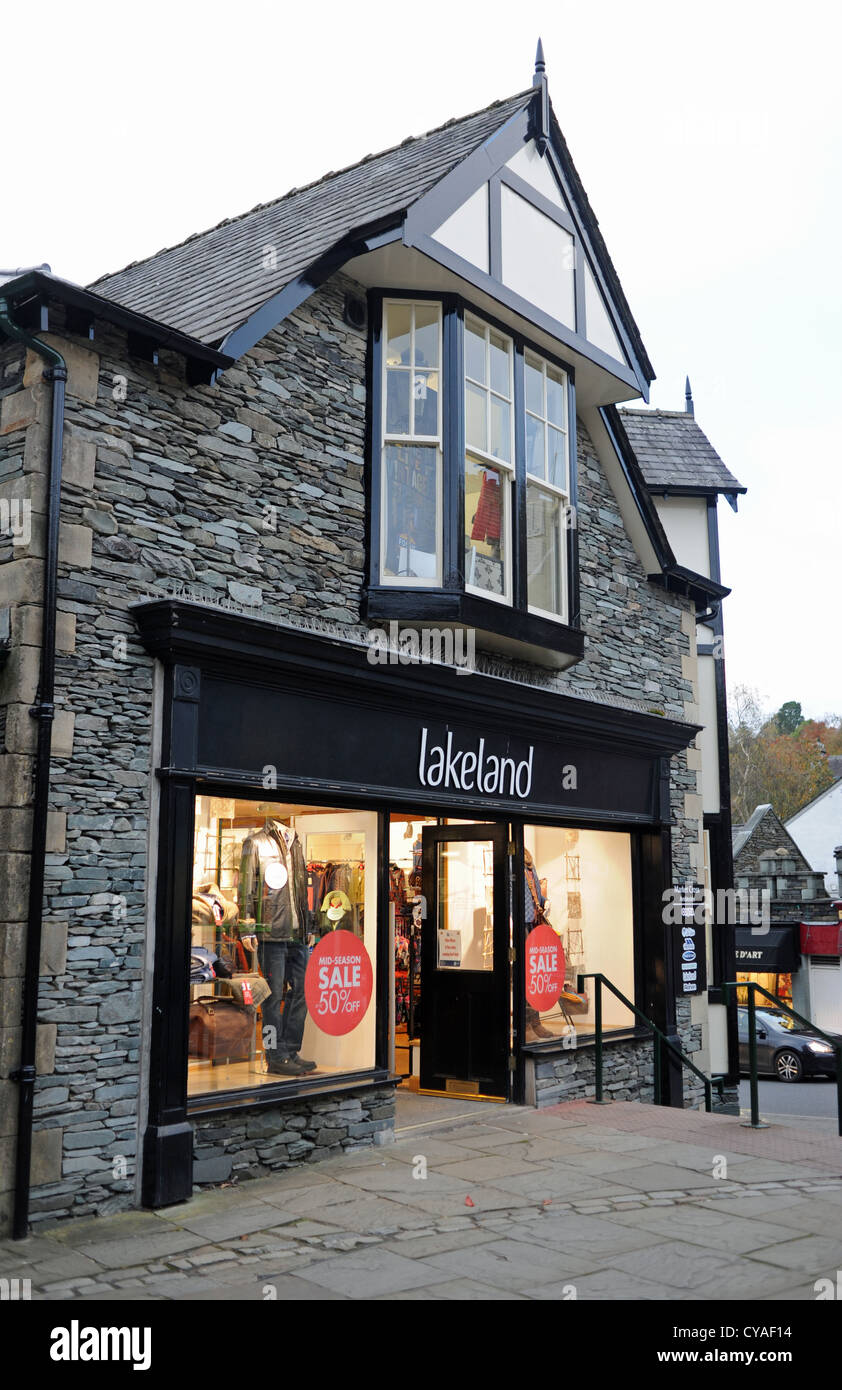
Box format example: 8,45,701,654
141,663,199,1207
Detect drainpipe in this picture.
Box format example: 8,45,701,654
0,299,67,1239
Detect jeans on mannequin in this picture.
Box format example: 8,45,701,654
258,939,309,1059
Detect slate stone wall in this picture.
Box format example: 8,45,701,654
192,1085,396,1188
0,270,708,1227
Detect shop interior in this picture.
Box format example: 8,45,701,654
189,796,378,1097
188,797,638,1100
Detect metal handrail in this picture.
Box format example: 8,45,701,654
723,980,842,1136
577,972,726,1113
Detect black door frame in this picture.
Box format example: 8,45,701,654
419,821,511,1099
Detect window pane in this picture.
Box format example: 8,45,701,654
386,304,412,367
189,795,378,1098
548,426,567,490
546,367,566,427
413,370,439,436
489,332,509,397
414,304,440,368
386,369,410,435
465,382,487,453
437,839,494,971
525,413,544,478
383,445,439,581
465,457,507,599
525,357,543,416
489,395,511,463
465,321,486,384
523,827,634,1042
526,484,563,615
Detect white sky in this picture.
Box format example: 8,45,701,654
5,0,840,722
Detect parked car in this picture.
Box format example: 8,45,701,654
737,1006,841,1082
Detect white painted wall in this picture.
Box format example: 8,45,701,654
786,780,842,896
432,183,489,274
653,495,711,577
698,654,721,814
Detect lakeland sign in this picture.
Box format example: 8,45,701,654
417,728,563,798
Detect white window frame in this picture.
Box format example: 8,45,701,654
524,350,571,624
463,314,515,607
380,299,443,588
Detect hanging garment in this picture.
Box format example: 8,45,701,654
470,471,502,542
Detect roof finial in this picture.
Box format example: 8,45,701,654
531,39,550,154
685,375,694,417
534,37,546,80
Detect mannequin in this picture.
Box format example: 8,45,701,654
239,818,315,1077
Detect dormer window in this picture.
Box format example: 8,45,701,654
367,293,583,668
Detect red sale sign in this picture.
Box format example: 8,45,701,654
305,930,373,1036
525,922,565,1012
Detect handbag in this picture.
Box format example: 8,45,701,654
559,984,590,1015
188,995,253,1063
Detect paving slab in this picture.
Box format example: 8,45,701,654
283,1247,456,1297
376,1277,526,1299
745,1232,842,1272
605,1204,805,1255
420,1235,609,1289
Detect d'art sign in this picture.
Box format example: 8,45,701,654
418,727,534,798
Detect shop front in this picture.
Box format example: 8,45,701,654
735,925,801,1008
135,599,697,1208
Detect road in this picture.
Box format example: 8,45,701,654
739,1076,840,1119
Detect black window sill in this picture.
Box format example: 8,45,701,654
363,587,586,670
187,1067,399,1117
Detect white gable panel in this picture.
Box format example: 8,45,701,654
506,141,566,211
431,183,489,274
500,185,575,330
584,261,625,362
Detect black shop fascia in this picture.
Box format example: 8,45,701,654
134,599,698,1208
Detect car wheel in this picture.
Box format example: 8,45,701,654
774,1050,803,1082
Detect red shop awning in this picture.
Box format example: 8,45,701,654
800,922,842,956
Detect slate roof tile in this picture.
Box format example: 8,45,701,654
618,408,746,494
90,90,533,347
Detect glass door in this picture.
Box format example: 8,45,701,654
420,823,510,1099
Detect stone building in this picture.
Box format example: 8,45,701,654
732,803,841,1030
1,49,744,1233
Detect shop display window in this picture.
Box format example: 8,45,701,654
189,796,377,1097
522,826,635,1040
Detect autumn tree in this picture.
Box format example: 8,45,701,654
728,687,837,824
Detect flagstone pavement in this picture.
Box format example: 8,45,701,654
2,1100,841,1301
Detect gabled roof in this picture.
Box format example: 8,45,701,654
732,803,773,858
618,409,746,496
90,91,533,348
732,804,814,875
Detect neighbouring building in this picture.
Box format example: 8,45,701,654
733,803,842,1031
786,762,842,899
1,46,745,1234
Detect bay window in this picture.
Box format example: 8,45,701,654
524,351,571,620
464,315,514,604
369,292,581,663
381,300,443,585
